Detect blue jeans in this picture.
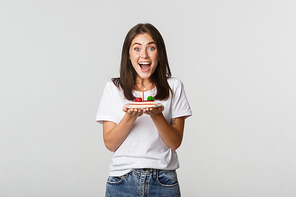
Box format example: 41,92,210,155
105,169,181,197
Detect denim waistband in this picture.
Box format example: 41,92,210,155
131,168,176,177
132,168,157,175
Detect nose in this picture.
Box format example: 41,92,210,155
141,49,148,58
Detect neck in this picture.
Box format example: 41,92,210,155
134,77,154,91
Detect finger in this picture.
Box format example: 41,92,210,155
143,108,150,114
131,108,138,116
122,104,130,112
128,108,136,114
133,108,143,116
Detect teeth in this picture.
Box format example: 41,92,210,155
139,62,150,65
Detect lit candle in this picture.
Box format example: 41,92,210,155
142,88,145,101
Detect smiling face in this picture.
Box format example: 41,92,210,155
129,33,159,80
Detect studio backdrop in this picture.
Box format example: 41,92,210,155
1,0,295,196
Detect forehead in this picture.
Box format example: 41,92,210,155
131,33,155,44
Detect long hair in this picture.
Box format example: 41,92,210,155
112,23,172,101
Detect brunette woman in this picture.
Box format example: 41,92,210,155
96,23,192,196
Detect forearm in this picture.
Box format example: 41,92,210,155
150,113,183,150
103,113,137,152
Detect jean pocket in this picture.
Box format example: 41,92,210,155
107,176,124,185
157,170,179,187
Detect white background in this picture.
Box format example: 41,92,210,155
1,0,296,196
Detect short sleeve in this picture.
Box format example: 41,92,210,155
171,78,192,119
96,81,118,124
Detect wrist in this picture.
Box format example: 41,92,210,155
124,112,138,121
150,112,164,119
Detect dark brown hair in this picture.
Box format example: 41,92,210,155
112,23,172,101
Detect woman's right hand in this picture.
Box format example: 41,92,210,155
123,104,143,117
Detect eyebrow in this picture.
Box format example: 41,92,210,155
132,41,156,46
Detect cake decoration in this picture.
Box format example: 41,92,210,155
130,96,156,108
147,96,154,101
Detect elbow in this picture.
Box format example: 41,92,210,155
106,147,116,152
104,142,118,152
103,135,119,152
171,146,180,151
171,135,183,150
170,141,182,151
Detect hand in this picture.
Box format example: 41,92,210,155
123,104,144,117
143,105,164,116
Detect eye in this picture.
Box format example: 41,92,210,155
134,47,140,51
148,47,156,51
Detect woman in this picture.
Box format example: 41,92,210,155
96,23,192,196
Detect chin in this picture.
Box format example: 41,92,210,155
139,75,151,80
137,73,152,79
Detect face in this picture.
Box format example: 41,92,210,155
129,33,158,80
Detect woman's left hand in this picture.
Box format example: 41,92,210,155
143,104,164,116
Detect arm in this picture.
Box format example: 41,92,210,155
143,106,185,150
103,107,143,152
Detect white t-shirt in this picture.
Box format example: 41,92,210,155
96,77,192,176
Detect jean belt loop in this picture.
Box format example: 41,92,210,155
153,169,157,178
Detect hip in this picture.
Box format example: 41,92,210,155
105,168,181,197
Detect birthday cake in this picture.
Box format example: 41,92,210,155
130,96,156,108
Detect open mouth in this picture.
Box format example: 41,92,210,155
138,62,151,72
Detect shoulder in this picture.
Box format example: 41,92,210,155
167,77,184,89
102,80,122,96
105,80,113,86
104,80,119,90
167,77,183,84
